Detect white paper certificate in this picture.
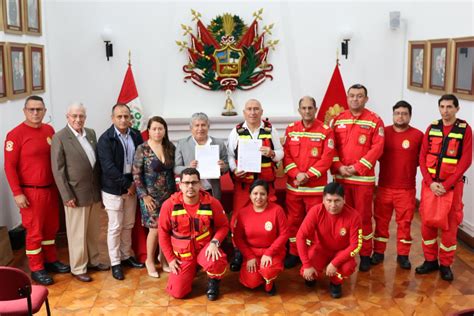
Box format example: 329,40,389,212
195,145,220,179
237,139,262,173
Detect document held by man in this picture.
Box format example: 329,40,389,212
237,139,262,173
195,144,220,179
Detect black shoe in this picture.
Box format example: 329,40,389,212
359,256,371,272
329,282,342,299
284,254,301,269
230,249,242,272
111,264,124,280
31,270,54,285
266,283,277,296
305,280,316,288
415,260,439,275
206,278,220,301
439,265,454,281
44,261,71,273
121,256,145,269
370,252,384,265
397,255,411,270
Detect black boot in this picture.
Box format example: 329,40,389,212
206,278,220,301
439,265,454,281
44,261,70,273
284,254,301,269
415,260,439,275
370,252,384,265
230,249,242,272
31,270,54,285
397,255,411,270
329,282,342,299
359,256,371,272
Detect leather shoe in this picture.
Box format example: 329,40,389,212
359,256,371,272
415,260,439,275
45,261,71,273
73,273,92,282
284,254,301,269
329,282,342,299
31,270,54,285
439,265,454,281
88,263,110,271
397,255,411,270
111,264,124,280
121,257,145,269
370,252,384,265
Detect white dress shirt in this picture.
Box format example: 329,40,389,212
68,124,96,168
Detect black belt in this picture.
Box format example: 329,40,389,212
21,184,52,189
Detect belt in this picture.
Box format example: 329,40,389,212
21,184,52,189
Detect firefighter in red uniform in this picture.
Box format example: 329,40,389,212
283,96,335,268
227,99,284,271
233,179,290,295
416,94,472,281
4,95,70,285
158,168,229,300
297,182,362,298
330,84,384,272
371,101,423,269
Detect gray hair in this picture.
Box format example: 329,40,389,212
67,102,86,115
190,112,209,127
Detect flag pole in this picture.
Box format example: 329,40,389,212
128,50,131,66
336,48,340,66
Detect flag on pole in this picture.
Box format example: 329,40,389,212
317,63,348,125
117,64,145,131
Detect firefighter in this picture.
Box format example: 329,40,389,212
371,101,423,269
158,168,229,300
297,182,362,299
416,94,472,281
283,96,335,268
330,84,384,272
227,99,284,271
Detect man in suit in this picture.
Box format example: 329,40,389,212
51,102,109,282
97,103,145,280
175,112,229,199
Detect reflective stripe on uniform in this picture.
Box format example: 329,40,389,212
333,157,340,162
258,134,272,139
362,232,374,240
195,230,210,241
289,237,296,243
447,132,463,139
334,119,377,128
429,130,443,137
400,239,412,244
306,239,312,246
174,251,192,258
287,131,326,139
335,272,344,280
442,158,458,164
41,240,55,245
335,174,376,183
285,163,297,173
440,243,457,252
261,162,272,167
172,209,187,216
239,135,252,139
428,168,436,174
373,236,388,242
264,276,278,284
308,167,321,177
350,229,363,257
360,158,373,169
422,238,437,246
26,247,42,255
286,183,324,193
196,210,213,216
207,267,227,277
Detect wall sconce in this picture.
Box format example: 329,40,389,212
340,31,353,59
101,26,114,61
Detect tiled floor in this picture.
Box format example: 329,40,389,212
11,211,474,315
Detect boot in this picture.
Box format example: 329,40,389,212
284,254,301,269
370,252,384,265
397,255,411,270
359,256,371,272
439,265,454,281
206,278,220,301
415,260,439,275
230,249,242,272
329,282,342,299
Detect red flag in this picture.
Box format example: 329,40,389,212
117,65,145,130
317,64,348,125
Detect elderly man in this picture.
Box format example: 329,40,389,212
175,112,229,199
227,99,284,271
97,103,145,280
51,103,109,282
4,95,70,285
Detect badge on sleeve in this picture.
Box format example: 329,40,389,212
311,147,318,157
265,221,273,231
328,139,334,149
358,135,367,145
340,227,347,236
46,137,52,145
379,127,384,136
402,139,410,149
5,140,13,152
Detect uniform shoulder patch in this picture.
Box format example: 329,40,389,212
5,140,14,152
288,122,294,127
432,120,439,124
459,122,467,128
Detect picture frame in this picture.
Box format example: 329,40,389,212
427,39,452,95
0,42,8,101
23,0,41,35
1,0,23,34
451,36,474,101
407,41,427,92
27,43,44,93
6,43,28,99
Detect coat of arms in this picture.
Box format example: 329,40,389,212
176,9,278,115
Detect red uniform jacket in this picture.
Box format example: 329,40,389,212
284,119,335,195
330,109,384,185
4,123,55,195
296,203,362,268
233,202,290,259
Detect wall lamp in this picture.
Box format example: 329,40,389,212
101,26,114,61
340,31,353,59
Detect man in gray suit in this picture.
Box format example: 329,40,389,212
175,112,229,199
51,102,109,282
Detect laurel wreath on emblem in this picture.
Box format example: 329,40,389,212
176,9,278,91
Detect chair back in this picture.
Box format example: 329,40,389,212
0,266,32,300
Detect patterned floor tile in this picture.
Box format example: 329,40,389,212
206,303,246,315
89,306,130,315
166,304,207,315
132,287,170,307
128,306,168,315
244,302,286,315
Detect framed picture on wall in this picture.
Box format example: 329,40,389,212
2,0,23,34
451,36,474,101
427,39,451,94
6,43,28,98
0,42,8,101
23,0,41,35
28,43,44,92
407,41,427,92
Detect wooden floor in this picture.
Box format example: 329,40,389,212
10,211,474,315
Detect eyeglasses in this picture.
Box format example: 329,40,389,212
25,107,45,113
181,181,200,186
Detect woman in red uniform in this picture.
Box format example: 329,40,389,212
233,179,290,295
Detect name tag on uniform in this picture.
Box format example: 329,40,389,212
338,124,346,129
310,138,321,142
359,125,370,129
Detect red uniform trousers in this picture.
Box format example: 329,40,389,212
286,193,322,256
343,184,374,256
300,245,356,285
21,187,59,272
167,242,228,299
373,187,415,255
240,248,285,291
420,181,464,266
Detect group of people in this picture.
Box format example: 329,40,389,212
3,84,471,301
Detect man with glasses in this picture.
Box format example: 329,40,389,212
330,84,385,272
159,168,229,300
4,95,70,285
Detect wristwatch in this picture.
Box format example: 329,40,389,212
211,239,220,247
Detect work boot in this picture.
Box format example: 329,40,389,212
31,270,53,285
284,254,301,269
370,252,384,265
397,255,411,270
415,260,439,275
329,282,342,299
359,256,371,272
439,265,454,281
230,249,242,272
206,278,220,301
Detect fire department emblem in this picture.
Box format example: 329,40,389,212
46,137,52,145
340,227,347,236
311,147,318,157
402,139,410,149
358,135,367,145
328,139,334,149
5,140,13,152
379,127,384,136
264,221,273,231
